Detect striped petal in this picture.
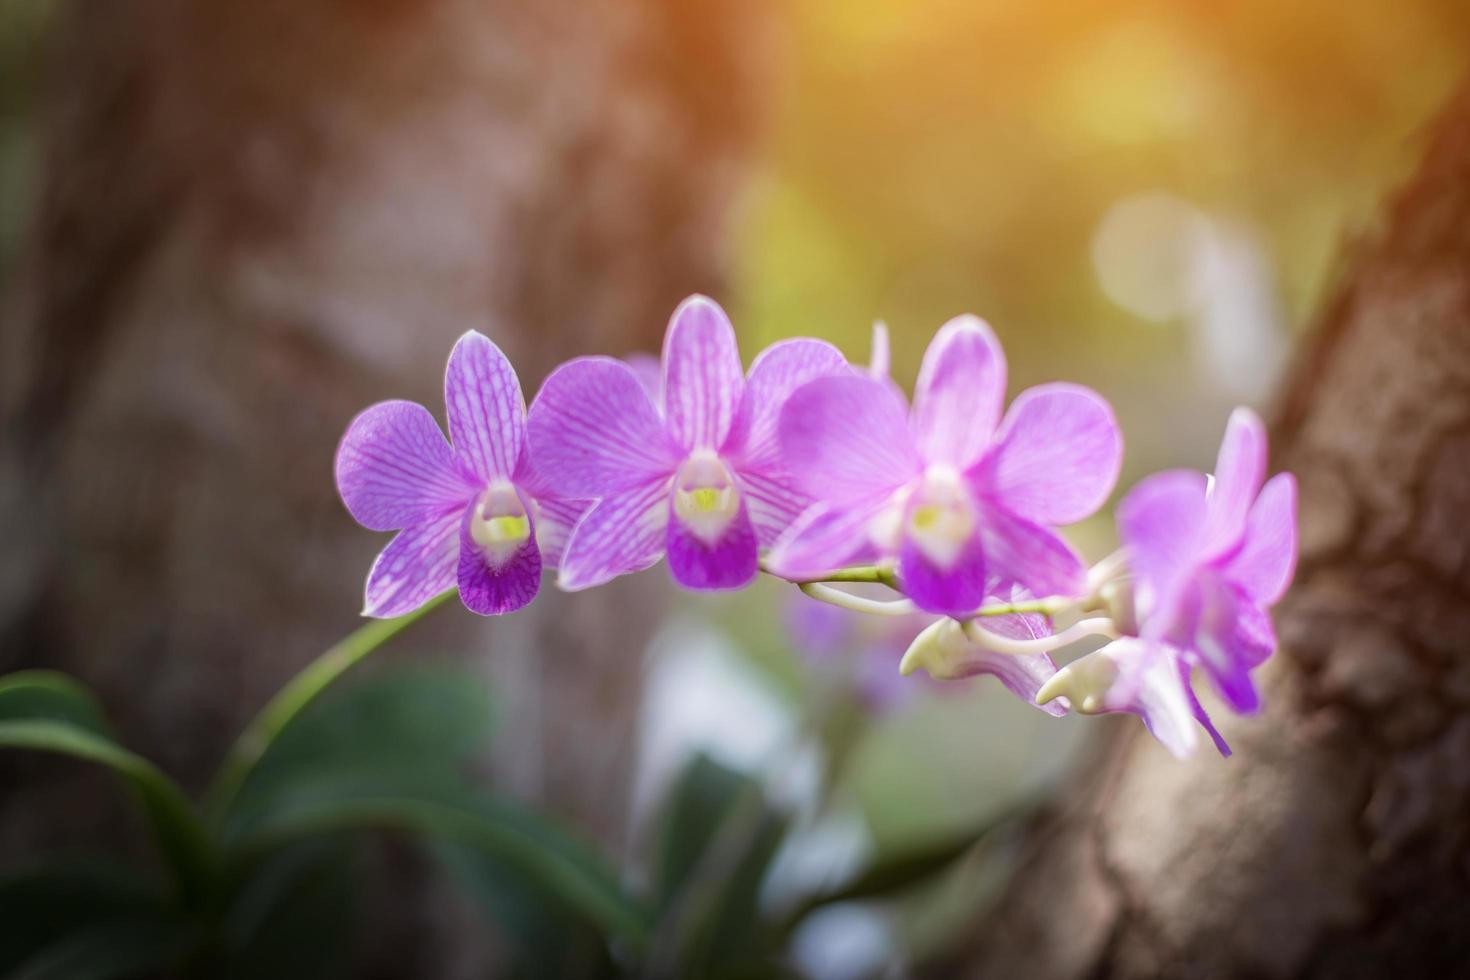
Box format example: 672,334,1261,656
739,470,812,547
445,331,525,482
661,295,745,452
911,315,1006,468
978,506,1087,599
363,510,461,618
1224,472,1297,606
527,356,680,497
726,337,850,471
336,400,477,532
556,478,672,591
778,374,918,508
980,382,1122,525
1201,407,1266,559
766,501,886,580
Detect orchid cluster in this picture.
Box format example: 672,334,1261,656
336,296,1297,758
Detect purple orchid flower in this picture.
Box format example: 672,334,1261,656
768,315,1123,616
335,332,587,617
787,586,1065,715
526,295,850,591
1039,408,1298,757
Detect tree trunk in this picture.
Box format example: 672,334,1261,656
0,0,768,973
945,78,1470,979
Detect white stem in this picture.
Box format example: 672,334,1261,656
798,582,916,617
1086,548,1129,590
961,616,1118,657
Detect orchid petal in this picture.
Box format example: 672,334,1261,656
978,507,1087,598
985,585,1054,644
765,501,885,579
911,315,1006,468
556,478,671,591
1117,469,1208,619
1102,639,1199,758
362,510,461,618
661,295,744,452
1234,598,1277,668
532,496,588,569
1193,579,1264,714
1201,407,1267,557
514,454,590,569
336,400,477,532
726,337,849,469
445,331,524,482
1224,472,1297,605
667,500,759,590
457,502,541,615
625,352,663,404
778,375,918,507
972,650,1069,717
981,382,1122,525
527,357,680,497
898,530,988,616
1186,671,1233,757
906,619,1066,716
739,470,813,547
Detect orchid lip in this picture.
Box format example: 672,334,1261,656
470,481,532,567
672,450,740,545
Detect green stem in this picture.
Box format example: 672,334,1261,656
203,589,456,830
766,558,1075,620
972,596,1070,618
759,561,898,588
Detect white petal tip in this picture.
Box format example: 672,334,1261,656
1035,667,1070,707
673,293,723,318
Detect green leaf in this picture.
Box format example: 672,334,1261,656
433,839,619,979
0,720,213,904
781,830,979,931
646,755,790,977
215,667,650,963
231,796,650,952
0,671,111,735
208,840,359,980
219,665,495,843
652,754,751,911
776,799,1044,939
7,922,193,980
0,859,191,979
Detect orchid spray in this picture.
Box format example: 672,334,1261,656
334,295,1297,758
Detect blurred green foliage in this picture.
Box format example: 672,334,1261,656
0,0,49,274
0,658,1004,978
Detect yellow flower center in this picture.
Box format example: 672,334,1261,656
673,451,740,544
470,482,531,567
905,466,976,568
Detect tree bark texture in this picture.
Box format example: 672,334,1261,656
945,78,1470,979
0,0,769,973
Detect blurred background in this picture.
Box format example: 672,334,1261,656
1,1,1466,977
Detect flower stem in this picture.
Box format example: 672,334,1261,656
960,616,1118,657
760,561,897,588
970,596,1072,618
797,581,916,616
203,589,456,831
